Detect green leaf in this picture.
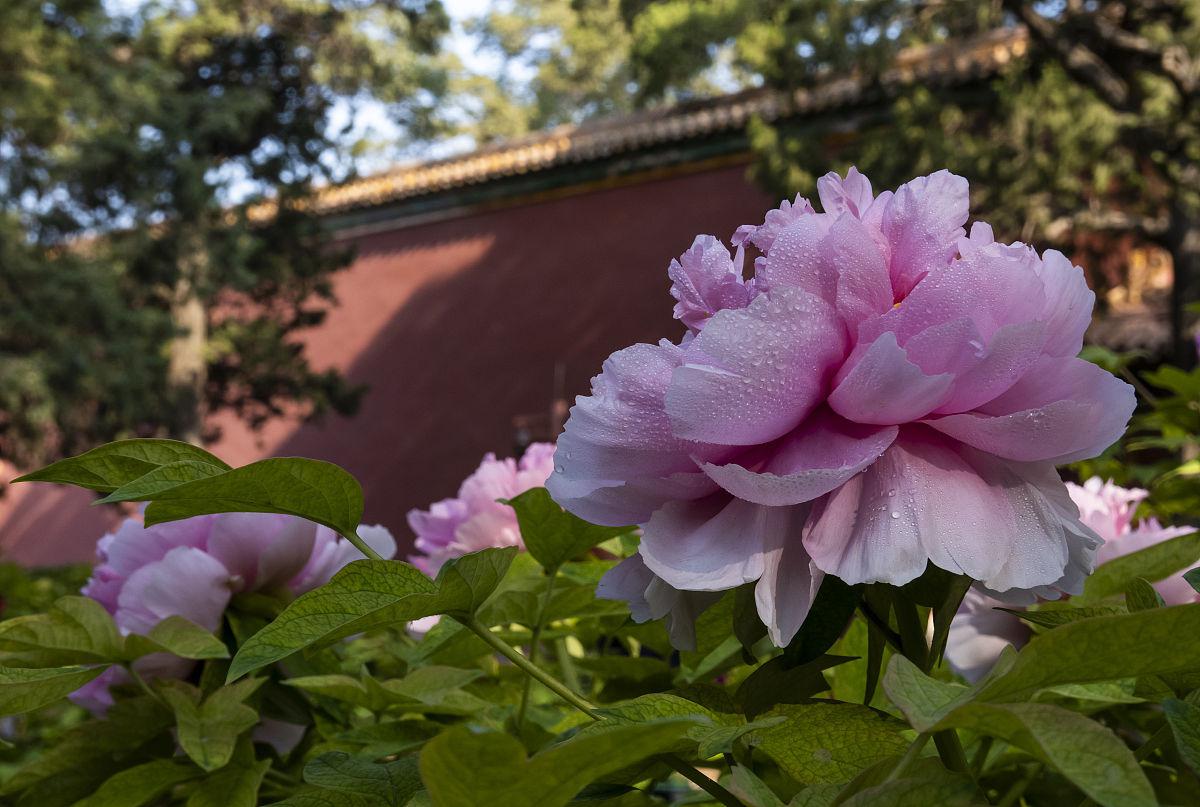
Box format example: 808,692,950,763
229,550,517,681
750,702,909,785
0,595,123,666
1185,567,1200,594
95,460,228,504
0,696,173,795
126,616,230,661
736,655,853,719
13,439,230,493
1003,604,1126,629
142,457,363,541
935,703,1153,807
162,679,263,772
882,654,974,731
584,692,742,757
73,759,200,807
1164,697,1200,775
0,664,105,716
728,764,784,807
782,576,858,665
417,720,694,807
304,752,422,805
185,738,269,807
886,657,1154,807
285,668,491,716
836,760,979,807
1124,578,1164,612
504,487,630,569
975,604,1200,702
1081,531,1200,602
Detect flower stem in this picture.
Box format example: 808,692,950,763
516,568,560,729
459,614,598,717
456,614,746,807
348,531,385,561
997,763,1042,807
660,755,745,807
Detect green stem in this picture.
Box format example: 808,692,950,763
997,763,1041,807
126,665,167,707
516,568,560,729
459,614,599,718
884,732,931,782
660,754,745,807
933,731,971,774
970,736,995,777
348,531,385,561
1133,723,1173,762
457,615,745,806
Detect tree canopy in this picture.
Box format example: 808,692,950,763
0,0,451,467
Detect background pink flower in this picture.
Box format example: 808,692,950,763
72,512,395,714
549,168,1135,647
407,443,556,574
946,478,1198,681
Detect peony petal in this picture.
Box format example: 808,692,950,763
640,494,803,591
804,429,1066,587
700,410,897,506
206,513,317,592
547,340,719,525
829,213,893,329
596,554,721,651
1036,250,1095,358
548,468,717,528
733,194,815,252
924,357,1136,464
666,287,846,445
817,167,875,219
885,245,1045,348
668,235,753,331
806,432,1012,583
932,321,1047,414
755,216,836,301
115,546,233,635
755,527,823,646
828,332,953,425
881,170,969,298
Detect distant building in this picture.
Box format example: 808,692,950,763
0,30,1164,565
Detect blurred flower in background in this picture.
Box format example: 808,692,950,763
946,477,1198,682
71,513,395,714
407,443,556,574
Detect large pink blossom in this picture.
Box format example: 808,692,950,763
72,512,395,714
946,478,1198,681
407,443,556,574
549,168,1135,646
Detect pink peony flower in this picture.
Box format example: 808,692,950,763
945,478,1198,681
548,168,1135,646
407,443,556,574
72,512,395,714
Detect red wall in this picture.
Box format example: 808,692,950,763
0,161,774,566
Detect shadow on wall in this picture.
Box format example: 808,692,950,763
1,163,774,565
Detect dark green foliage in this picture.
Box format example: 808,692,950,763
0,0,451,466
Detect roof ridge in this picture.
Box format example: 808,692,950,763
306,27,1028,216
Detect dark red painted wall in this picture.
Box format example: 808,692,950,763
1,161,774,565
